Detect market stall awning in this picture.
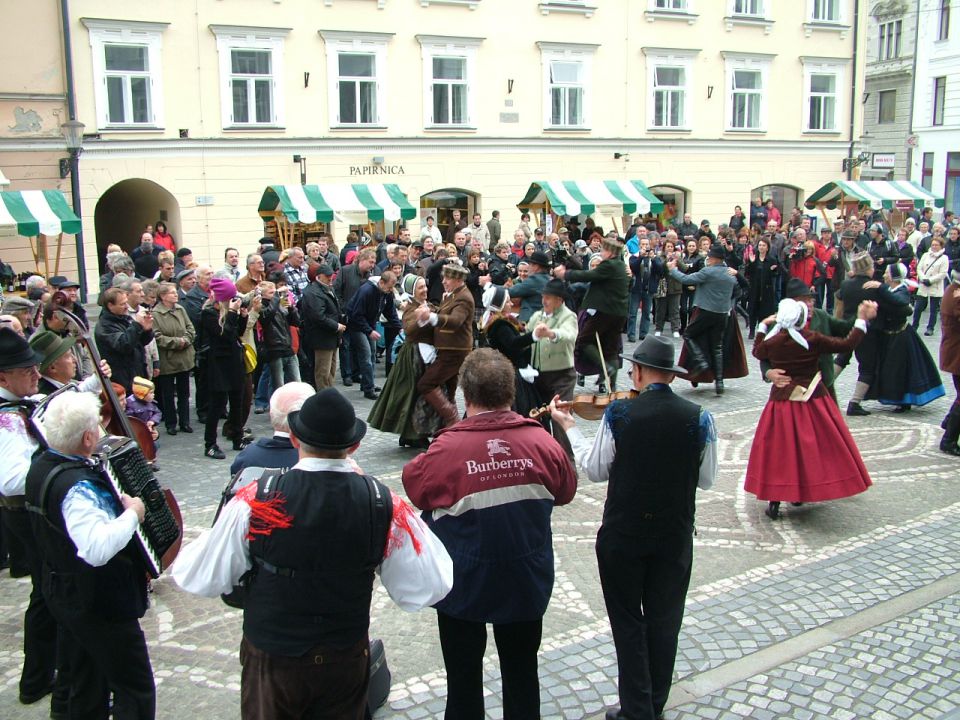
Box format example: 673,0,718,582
517,180,665,216
0,190,82,236
258,184,417,225
804,180,944,211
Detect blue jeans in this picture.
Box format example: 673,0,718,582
269,354,301,389
254,369,272,410
626,292,652,339
348,330,375,392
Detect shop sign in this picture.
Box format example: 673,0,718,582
872,153,896,169
349,165,405,176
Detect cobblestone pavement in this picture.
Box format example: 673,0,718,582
1,324,959,719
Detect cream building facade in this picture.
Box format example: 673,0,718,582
0,0,866,292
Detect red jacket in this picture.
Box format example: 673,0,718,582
402,410,576,622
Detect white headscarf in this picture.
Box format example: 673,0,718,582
481,282,510,327
765,298,809,350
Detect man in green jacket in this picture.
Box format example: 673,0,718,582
554,234,630,390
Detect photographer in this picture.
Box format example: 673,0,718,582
94,287,154,395
487,242,516,286
627,237,655,342
787,233,826,294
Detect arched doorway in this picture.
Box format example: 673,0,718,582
420,188,478,238
751,183,803,228
94,179,181,272
648,184,688,229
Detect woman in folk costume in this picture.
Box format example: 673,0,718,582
865,263,946,413
745,298,877,520
479,283,546,424
368,274,437,450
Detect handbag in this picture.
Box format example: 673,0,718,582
655,277,668,299
242,342,257,374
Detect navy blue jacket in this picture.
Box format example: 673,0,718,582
345,279,401,336
230,434,299,476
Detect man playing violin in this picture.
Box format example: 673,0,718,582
549,335,717,720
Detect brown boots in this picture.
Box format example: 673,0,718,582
422,387,460,428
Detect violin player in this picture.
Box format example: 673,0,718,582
548,335,718,720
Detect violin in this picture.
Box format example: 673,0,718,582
50,291,158,461
529,389,638,422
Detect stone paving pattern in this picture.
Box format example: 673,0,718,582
1,327,958,719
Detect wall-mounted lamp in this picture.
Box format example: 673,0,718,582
707,85,714,99
304,72,310,88
508,79,514,94
293,154,307,185
372,156,384,165
614,152,629,160
59,119,85,179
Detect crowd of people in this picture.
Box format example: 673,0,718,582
0,199,957,720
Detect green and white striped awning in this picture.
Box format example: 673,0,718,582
517,180,665,216
804,180,944,211
0,190,82,236
258,184,417,225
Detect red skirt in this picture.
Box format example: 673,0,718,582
744,395,872,503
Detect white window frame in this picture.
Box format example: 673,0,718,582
82,19,168,130
722,53,773,132
210,25,288,129
537,42,596,131
731,0,764,15
642,48,698,131
801,59,845,133
645,0,697,24
808,0,842,23
416,36,481,129
320,31,392,129
652,0,687,8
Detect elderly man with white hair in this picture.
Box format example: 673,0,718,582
230,381,314,475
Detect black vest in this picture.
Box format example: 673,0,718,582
24,450,148,620
604,387,702,537
243,469,392,656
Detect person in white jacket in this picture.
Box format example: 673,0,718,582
913,237,951,336
172,387,452,720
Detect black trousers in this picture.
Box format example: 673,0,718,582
3,508,66,702
156,371,191,430
194,363,208,420
683,309,727,370
596,527,693,720
205,386,243,447
49,605,155,720
437,611,543,720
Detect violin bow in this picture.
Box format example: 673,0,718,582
596,332,611,392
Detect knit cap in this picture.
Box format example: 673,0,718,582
132,376,155,400
209,276,237,302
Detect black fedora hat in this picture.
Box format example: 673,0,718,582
541,278,568,298
784,278,816,299
287,387,366,450
707,244,726,259
620,335,686,374
528,251,552,268
0,327,45,370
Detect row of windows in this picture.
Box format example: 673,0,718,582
875,76,950,128
81,20,847,134
652,0,845,23
921,151,960,213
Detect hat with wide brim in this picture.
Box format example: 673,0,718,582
784,278,816,299
287,387,367,449
541,278,568,298
528,251,553,268
0,327,45,370
620,335,686,374
28,330,76,373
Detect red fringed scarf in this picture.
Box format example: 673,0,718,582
385,492,422,558
236,481,294,540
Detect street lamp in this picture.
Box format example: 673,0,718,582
60,119,88,301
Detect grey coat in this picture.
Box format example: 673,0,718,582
668,263,736,314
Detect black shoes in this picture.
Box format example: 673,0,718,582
846,402,870,416
399,437,430,449
893,405,912,414
166,426,178,436
577,374,585,387
19,684,54,705
940,440,960,457
342,378,354,387
179,425,193,433
765,501,781,520
364,390,380,400
232,438,251,451
715,380,724,396
253,406,267,414
204,445,226,459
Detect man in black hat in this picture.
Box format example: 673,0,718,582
667,245,737,395
554,235,631,391
760,278,853,403
508,250,552,322
52,277,88,329
549,335,717,720
0,328,68,715
172,387,452,720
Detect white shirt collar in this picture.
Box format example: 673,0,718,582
293,457,356,472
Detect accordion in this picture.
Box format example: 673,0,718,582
96,435,182,578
